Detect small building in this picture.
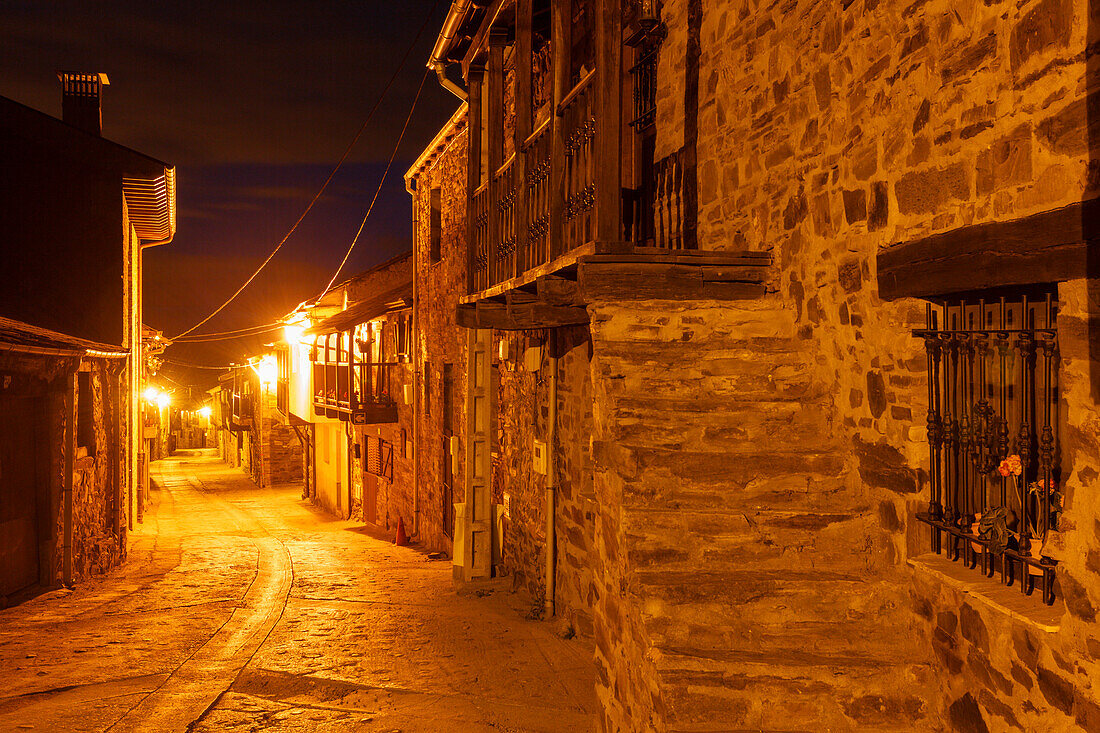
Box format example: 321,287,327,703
277,253,414,525
0,318,129,604
211,359,302,489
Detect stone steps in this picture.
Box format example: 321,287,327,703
655,650,935,731
623,507,883,573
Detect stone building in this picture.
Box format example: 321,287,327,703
405,0,1100,730
0,318,130,605
212,361,303,489
0,75,175,601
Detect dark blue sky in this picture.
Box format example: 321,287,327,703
1,0,459,372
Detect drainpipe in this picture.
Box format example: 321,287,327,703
412,203,421,537
63,370,77,588
346,421,355,520
545,332,557,616
429,0,472,101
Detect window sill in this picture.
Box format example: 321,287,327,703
908,553,1064,634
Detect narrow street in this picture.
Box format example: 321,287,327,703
0,450,597,733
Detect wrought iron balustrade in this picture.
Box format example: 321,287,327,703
914,292,1060,604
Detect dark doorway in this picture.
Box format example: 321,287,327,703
0,396,42,599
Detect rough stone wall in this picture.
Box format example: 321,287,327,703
412,121,469,554
342,252,412,304
263,417,303,487
69,361,124,582
587,299,937,731
551,325,597,636
614,0,1100,729
494,330,550,598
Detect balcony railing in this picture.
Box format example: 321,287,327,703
560,68,596,257
524,117,552,272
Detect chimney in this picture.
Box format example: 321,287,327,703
57,72,110,136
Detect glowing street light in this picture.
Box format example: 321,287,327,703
198,405,212,419
254,354,278,390
156,392,170,408
283,323,305,344
143,386,160,403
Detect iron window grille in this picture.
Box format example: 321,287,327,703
628,35,660,131
364,435,393,483
914,291,1060,604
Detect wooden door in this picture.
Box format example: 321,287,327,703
0,396,41,598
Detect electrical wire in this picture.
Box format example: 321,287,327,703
163,357,261,371
317,65,430,300
172,323,281,342
168,0,443,341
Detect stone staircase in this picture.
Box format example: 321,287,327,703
588,299,934,731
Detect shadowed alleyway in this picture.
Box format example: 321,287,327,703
0,450,597,732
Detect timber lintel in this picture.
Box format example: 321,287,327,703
877,199,1099,300
456,300,589,330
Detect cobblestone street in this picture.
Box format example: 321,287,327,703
0,450,597,732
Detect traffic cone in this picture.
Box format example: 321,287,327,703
395,517,409,546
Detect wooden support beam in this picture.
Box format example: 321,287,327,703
579,262,767,301
876,199,1098,300
457,300,590,330
536,275,584,306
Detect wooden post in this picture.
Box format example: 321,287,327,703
462,328,493,580
487,36,506,287
466,68,484,294
594,0,622,245
515,0,533,277
549,0,571,260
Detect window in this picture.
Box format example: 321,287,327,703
364,435,393,482
430,187,442,263
77,371,95,458
443,363,454,436
424,362,432,416
915,289,1060,605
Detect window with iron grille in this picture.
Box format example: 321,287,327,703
914,289,1060,604
364,435,393,482
628,35,660,131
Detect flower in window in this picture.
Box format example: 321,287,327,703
997,454,1022,477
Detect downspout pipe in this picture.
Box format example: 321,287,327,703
545,332,557,616
429,0,472,101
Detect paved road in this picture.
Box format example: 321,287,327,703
0,450,597,732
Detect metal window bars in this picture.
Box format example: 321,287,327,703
914,291,1060,604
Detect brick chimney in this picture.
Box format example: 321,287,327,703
57,72,110,136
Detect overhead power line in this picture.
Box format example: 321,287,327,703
168,0,443,341
172,322,281,342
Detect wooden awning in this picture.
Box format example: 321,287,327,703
305,282,413,336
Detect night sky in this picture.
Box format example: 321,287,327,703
2,0,458,390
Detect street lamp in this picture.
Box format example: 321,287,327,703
156,392,170,408
255,354,278,391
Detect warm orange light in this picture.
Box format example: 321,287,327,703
198,405,212,419
156,392,170,408
143,386,160,403
254,355,278,390
283,323,305,344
